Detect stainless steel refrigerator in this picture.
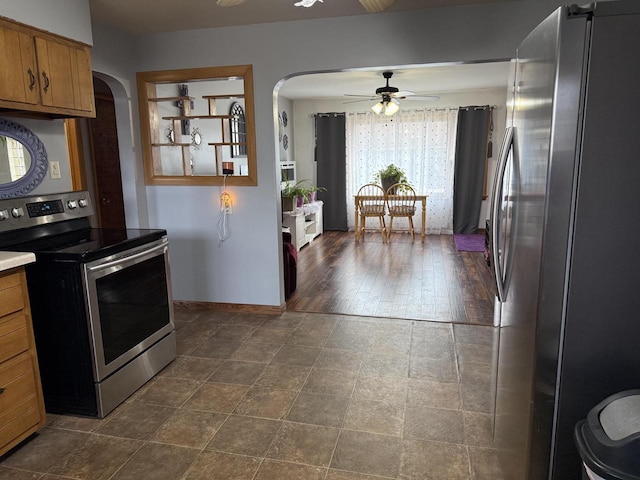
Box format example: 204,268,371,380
490,2,640,479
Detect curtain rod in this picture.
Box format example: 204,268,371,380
459,105,497,111
312,112,346,117
340,106,460,115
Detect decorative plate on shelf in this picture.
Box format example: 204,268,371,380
282,111,288,127
283,134,289,150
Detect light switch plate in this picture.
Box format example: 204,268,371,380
50,161,61,179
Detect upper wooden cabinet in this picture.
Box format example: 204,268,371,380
0,17,95,118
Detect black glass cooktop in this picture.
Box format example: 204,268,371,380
0,218,166,262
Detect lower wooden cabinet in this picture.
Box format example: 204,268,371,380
0,267,46,457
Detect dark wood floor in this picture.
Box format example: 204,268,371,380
287,231,495,325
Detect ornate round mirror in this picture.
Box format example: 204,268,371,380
0,119,48,198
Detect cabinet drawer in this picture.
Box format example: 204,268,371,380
0,315,30,363
0,272,24,318
0,396,40,453
0,355,39,435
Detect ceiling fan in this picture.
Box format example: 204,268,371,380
216,0,397,14
344,71,440,116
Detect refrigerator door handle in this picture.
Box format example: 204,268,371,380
491,126,514,303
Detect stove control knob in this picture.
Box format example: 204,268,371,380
0,209,8,221
11,207,24,218
78,198,88,208
67,200,78,210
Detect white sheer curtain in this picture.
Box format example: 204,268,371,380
345,108,458,234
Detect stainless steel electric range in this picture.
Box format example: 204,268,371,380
0,191,176,417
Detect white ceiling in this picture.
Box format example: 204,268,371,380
279,62,512,100
87,0,515,101
88,0,522,35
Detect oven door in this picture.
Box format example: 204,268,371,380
83,237,174,381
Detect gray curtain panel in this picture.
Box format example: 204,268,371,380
453,106,491,234
315,113,348,231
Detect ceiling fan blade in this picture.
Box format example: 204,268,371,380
344,94,378,99
358,0,396,13
343,98,376,104
401,95,441,101
216,0,247,6
392,90,415,97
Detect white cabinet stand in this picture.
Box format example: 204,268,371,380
282,201,323,251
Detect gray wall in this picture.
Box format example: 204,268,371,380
2,0,568,307
116,0,565,306
0,0,92,44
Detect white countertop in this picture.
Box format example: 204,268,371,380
0,252,36,272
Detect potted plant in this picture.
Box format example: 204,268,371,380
306,184,327,203
281,180,310,211
374,163,410,193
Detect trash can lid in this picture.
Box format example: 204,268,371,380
600,395,640,441
574,390,640,480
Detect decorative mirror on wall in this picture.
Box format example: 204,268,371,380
0,119,48,198
137,65,257,186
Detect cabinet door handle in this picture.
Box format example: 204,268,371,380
42,71,50,93
27,68,36,90
0,387,5,395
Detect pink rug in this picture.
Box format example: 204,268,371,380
453,234,485,252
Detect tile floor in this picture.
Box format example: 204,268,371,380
0,308,510,480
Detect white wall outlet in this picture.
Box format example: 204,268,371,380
50,161,61,179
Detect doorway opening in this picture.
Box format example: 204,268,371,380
87,76,126,229
275,61,509,325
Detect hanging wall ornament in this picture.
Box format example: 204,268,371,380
487,108,494,157
165,125,175,144
191,128,203,149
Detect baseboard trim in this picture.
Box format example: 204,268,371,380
174,300,285,316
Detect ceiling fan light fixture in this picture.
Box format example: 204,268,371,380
216,0,247,6
384,100,400,116
371,102,385,115
294,0,323,7
372,96,399,116
358,0,396,13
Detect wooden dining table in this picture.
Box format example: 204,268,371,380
354,194,428,242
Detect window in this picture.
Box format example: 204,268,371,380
346,108,459,234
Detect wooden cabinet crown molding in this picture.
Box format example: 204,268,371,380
0,16,95,118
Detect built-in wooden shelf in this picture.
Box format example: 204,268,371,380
147,96,193,102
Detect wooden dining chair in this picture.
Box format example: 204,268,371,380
385,183,417,242
356,183,387,242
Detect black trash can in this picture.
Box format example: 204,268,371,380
574,390,640,480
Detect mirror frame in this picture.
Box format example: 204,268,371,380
0,118,48,198
137,65,257,186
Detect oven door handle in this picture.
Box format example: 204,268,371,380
87,242,167,272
